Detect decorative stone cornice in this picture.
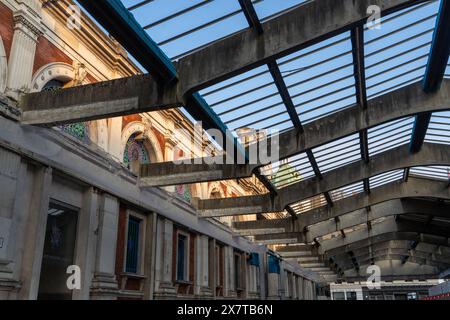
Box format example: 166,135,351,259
13,10,44,40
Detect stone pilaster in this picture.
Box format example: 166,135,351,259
108,117,123,161
6,0,43,100
90,194,120,300
164,121,177,193
18,165,52,300
72,187,99,300
195,235,212,298
153,218,176,299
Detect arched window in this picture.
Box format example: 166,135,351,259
123,132,150,167
40,78,90,143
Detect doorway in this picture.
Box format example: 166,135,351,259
37,201,78,300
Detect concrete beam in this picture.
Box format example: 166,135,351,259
140,80,450,186
197,143,450,216
334,245,450,270
338,253,450,271
340,274,440,282
326,232,450,258
139,162,257,187
234,197,450,241
306,198,450,243
20,1,426,127
351,256,446,271
319,217,450,253
20,74,181,126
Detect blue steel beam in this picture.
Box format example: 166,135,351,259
77,0,246,160
77,0,177,84
410,0,450,153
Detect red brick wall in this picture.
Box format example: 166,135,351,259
152,127,165,155
0,2,13,60
33,36,72,75
122,115,142,129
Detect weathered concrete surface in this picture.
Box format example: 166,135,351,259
326,232,450,258
20,74,181,126
197,143,450,216
318,217,450,253
140,80,450,186
233,197,450,234
252,198,450,243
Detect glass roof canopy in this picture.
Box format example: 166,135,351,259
92,1,449,217
122,0,310,60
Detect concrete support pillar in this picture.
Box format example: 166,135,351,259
223,246,235,297
267,273,279,300
195,235,211,297
90,194,120,300
297,277,304,300
0,150,26,299
95,119,109,152
107,117,123,161
72,188,98,300
154,218,176,298
18,166,52,300
6,0,43,100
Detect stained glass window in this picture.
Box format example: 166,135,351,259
60,122,90,142
175,184,192,203
41,79,91,143
123,132,150,167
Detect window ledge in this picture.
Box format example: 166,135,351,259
175,280,193,286
121,272,147,279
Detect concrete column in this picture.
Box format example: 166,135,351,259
154,218,176,298
267,273,279,300
297,277,303,300
208,239,216,298
195,235,211,297
292,275,297,300
223,246,235,297
107,117,123,161
6,0,43,100
90,194,120,300
18,166,52,300
72,187,98,300
0,150,26,299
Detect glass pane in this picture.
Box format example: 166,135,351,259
126,216,141,273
